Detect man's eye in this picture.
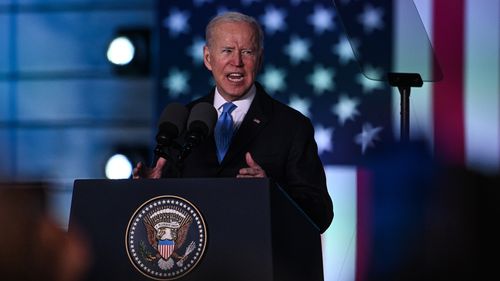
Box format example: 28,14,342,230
222,49,232,53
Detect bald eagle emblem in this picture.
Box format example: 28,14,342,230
126,196,207,280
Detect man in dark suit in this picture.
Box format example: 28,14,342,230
134,11,333,233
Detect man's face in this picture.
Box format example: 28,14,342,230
203,21,262,101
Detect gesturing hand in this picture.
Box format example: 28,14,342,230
132,157,167,179
237,152,267,178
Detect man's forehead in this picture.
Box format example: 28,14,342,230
213,21,256,36
214,20,253,29
212,27,257,45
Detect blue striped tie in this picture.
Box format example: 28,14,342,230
215,102,236,162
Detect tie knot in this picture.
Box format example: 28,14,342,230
221,102,236,114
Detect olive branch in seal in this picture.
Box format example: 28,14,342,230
139,240,158,262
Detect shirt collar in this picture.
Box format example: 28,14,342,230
214,84,256,114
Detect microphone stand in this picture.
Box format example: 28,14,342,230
387,73,423,143
174,129,206,175
153,140,183,178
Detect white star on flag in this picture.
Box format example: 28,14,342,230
358,4,384,33
307,65,335,95
163,8,190,37
186,36,205,65
357,66,384,94
163,68,190,98
215,6,230,15
307,5,335,34
288,95,312,117
354,123,383,154
333,35,358,65
260,6,287,35
284,35,312,65
314,125,334,155
260,65,287,93
332,95,360,125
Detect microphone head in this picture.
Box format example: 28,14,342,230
187,102,217,138
177,102,217,162
157,103,189,143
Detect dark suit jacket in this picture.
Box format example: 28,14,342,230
171,83,333,233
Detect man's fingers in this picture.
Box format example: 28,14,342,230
155,157,167,168
238,167,266,178
239,167,263,175
132,162,144,179
133,158,167,179
245,152,259,168
238,167,254,175
239,152,267,178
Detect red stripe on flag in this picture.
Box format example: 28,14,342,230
432,0,466,165
355,168,372,281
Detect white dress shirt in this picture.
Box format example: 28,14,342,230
213,84,256,131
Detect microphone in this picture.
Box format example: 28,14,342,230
178,102,217,162
154,103,189,162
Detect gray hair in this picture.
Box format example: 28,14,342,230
205,11,264,51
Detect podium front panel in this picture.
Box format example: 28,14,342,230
69,178,322,281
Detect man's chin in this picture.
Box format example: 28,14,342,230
220,85,251,100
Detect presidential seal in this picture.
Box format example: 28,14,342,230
125,196,207,280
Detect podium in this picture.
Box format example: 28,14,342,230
69,178,324,281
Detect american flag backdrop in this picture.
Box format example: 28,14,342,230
156,0,500,280
157,0,394,166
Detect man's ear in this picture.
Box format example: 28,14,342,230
203,45,213,71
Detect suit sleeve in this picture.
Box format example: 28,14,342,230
283,117,333,233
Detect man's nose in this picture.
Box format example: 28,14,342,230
230,52,243,66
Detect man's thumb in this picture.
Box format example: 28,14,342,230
245,152,258,168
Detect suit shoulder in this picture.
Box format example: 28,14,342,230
185,87,215,109
269,97,312,124
186,95,212,110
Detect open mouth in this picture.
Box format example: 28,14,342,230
227,73,244,82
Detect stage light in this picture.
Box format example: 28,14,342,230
106,27,151,76
107,36,135,65
104,147,150,179
105,154,133,179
